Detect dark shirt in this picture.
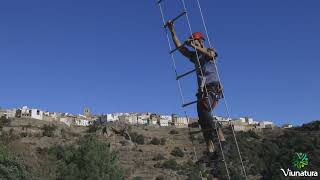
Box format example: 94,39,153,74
189,52,219,87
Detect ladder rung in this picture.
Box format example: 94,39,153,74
182,100,198,107
176,69,196,80
170,41,187,54
164,11,187,28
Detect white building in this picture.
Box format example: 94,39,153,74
258,121,274,128
160,115,172,122
232,118,247,125
160,115,172,126
149,119,158,125
175,117,188,128
0,109,16,118
127,115,138,124
136,113,150,125
105,114,115,122
282,124,293,129
43,112,60,121
138,113,150,120
31,109,43,120
243,117,259,125
119,115,138,124
75,119,90,126
159,119,169,127
17,106,43,120
233,124,246,131
107,113,127,122
138,119,148,125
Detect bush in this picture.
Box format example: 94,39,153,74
248,130,260,139
130,132,145,145
298,121,320,131
87,125,99,133
162,159,178,170
150,137,161,145
50,134,124,180
152,153,165,161
0,144,30,179
169,129,179,135
0,116,11,126
20,132,28,138
42,124,57,137
0,129,20,142
160,138,166,145
171,147,184,157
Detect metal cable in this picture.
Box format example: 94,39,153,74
195,0,248,178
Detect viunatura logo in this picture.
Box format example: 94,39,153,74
292,152,308,169
280,152,318,177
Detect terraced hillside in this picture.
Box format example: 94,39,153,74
0,117,319,180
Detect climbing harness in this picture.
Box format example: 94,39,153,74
156,0,248,179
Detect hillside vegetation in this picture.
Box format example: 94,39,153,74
0,118,319,180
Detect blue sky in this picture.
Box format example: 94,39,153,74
0,0,319,126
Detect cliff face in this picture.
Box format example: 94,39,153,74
0,118,319,180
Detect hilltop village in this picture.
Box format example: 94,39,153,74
0,106,293,131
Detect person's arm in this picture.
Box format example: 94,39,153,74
167,21,193,59
187,40,217,60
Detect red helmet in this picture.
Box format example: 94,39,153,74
190,32,205,40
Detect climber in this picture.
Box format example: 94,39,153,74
166,20,226,155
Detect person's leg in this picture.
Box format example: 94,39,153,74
197,93,217,153
197,89,228,149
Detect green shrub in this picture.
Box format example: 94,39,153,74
248,130,260,139
160,138,166,145
127,125,133,132
130,132,145,145
162,159,178,170
87,125,98,133
132,176,143,180
0,144,30,179
169,129,179,135
171,147,184,157
0,116,11,126
50,134,124,180
20,132,28,138
150,137,161,145
42,124,57,137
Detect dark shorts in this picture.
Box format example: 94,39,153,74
196,82,222,141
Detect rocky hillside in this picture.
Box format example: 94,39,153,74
0,117,319,180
